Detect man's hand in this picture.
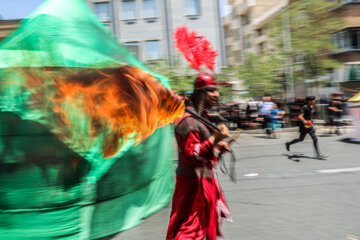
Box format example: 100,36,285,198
304,121,312,128
217,123,229,136
215,141,231,154
209,123,230,145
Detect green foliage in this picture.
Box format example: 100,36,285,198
146,59,194,94
215,67,237,101
147,59,234,100
148,0,344,101
217,85,232,102
234,54,285,98
228,0,345,99
268,0,344,80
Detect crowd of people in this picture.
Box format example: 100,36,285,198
201,92,350,139
166,73,350,239
168,71,352,238
166,27,353,240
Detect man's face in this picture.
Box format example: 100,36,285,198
204,88,220,108
262,96,271,102
308,99,315,107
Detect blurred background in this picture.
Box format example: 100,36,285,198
1,1,360,239
3,0,359,131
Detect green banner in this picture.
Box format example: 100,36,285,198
0,0,177,239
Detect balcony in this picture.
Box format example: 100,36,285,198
234,0,255,16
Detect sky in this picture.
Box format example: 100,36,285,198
0,0,45,19
0,0,231,20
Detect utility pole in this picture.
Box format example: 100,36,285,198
281,8,295,102
216,0,227,69
110,0,118,39
163,0,173,66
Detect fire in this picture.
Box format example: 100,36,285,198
20,65,184,158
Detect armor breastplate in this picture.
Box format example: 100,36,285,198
175,109,214,179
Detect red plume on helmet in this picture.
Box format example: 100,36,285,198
173,26,218,90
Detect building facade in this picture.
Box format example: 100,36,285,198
0,19,20,43
224,0,287,66
332,1,360,89
223,0,289,100
225,0,360,98
86,0,226,72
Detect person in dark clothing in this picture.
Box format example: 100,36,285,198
285,96,328,159
327,92,344,135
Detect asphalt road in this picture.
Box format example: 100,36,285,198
106,128,360,240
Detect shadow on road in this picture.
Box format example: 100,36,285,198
254,135,272,139
339,138,360,145
282,153,318,162
317,133,335,137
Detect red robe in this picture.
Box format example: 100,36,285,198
166,108,231,240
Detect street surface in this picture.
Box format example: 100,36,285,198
106,128,360,240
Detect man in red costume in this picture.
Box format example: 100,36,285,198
166,74,232,240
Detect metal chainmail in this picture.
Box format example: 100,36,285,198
196,92,205,115
191,91,237,183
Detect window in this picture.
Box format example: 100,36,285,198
350,30,359,49
103,22,112,29
347,65,360,81
145,40,161,60
143,0,157,18
124,42,140,58
230,30,239,40
185,0,200,16
244,35,251,49
122,0,137,20
225,47,231,59
241,11,251,26
224,27,230,39
94,2,111,22
333,29,360,50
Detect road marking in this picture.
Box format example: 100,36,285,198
316,167,360,174
347,234,359,240
244,173,260,177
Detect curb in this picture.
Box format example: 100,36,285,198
236,127,298,134
232,126,355,135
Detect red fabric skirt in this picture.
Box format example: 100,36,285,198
166,174,219,240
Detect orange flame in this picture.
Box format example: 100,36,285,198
20,65,184,158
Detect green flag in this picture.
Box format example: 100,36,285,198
0,0,182,239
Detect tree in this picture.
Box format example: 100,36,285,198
215,67,237,102
146,59,194,94
147,59,233,100
268,0,344,81
231,0,344,100
234,53,284,98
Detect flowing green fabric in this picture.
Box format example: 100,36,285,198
0,0,176,239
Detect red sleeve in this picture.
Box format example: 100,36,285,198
176,130,214,166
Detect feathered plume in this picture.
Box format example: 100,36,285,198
174,26,218,72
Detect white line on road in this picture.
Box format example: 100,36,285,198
347,234,359,240
243,173,260,177
316,167,360,174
